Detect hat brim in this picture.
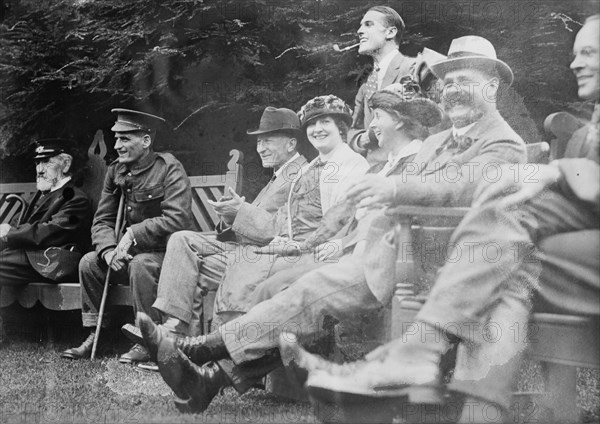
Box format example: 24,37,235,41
246,127,301,136
302,112,352,129
430,56,513,87
111,123,153,132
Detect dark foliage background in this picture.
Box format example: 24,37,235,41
1,0,598,197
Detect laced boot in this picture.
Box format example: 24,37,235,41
279,332,366,386
306,322,452,402
137,312,175,362
156,337,230,413
175,332,229,366
61,330,108,360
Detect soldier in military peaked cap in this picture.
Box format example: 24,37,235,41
62,108,192,363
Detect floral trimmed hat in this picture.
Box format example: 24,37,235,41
297,95,353,128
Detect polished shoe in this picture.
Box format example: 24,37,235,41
121,323,144,346
306,342,444,404
157,337,229,413
279,332,366,386
137,312,176,362
176,333,229,366
119,343,151,364
61,331,100,360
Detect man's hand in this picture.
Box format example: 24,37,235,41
313,239,343,262
102,249,126,272
345,174,396,209
0,223,12,238
104,230,134,271
207,187,246,225
253,237,304,256
473,164,561,208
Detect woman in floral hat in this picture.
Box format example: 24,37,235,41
212,95,369,323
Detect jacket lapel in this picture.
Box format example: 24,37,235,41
254,155,307,206
381,52,410,89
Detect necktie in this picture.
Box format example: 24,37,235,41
436,133,474,155
364,64,380,99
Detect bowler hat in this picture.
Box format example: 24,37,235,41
111,108,166,133
429,36,513,87
33,138,74,160
247,107,301,135
298,95,352,128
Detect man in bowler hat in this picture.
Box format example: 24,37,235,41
120,106,307,342
61,109,192,362
0,139,92,345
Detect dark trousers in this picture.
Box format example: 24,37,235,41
79,250,164,327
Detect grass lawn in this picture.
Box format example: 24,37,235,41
1,305,598,424
0,339,317,424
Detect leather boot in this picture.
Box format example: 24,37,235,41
61,331,106,360
0,314,8,348
176,333,229,366
137,312,176,362
119,343,151,364
156,337,230,413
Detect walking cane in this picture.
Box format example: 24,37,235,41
91,192,126,360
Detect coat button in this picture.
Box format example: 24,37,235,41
127,206,132,211
148,194,152,198
127,172,132,177
127,189,131,193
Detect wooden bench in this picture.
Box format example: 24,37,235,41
0,130,244,334
388,113,599,422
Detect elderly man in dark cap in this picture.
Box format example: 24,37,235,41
120,106,307,344
61,109,192,362
0,139,92,346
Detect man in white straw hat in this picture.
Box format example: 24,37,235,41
284,21,599,424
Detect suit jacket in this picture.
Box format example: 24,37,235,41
228,154,308,245
364,110,528,304
556,123,599,212
92,151,192,256
1,181,92,282
351,51,416,130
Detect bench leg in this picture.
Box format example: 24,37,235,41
542,362,578,423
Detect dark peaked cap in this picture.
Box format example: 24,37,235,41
111,108,166,133
33,138,74,160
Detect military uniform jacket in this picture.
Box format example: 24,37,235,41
1,181,92,281
92,151,192,257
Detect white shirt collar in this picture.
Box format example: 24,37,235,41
375,50,399,90
275,152,300,178
379,139,423,176
50,176,72,192
452,122,476,138
387,139,423,164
